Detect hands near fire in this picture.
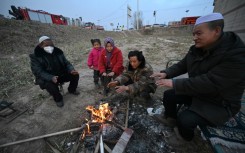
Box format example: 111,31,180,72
155,79,173,88
115,85,129,93
102,72,115,77
70,70,79,75
107,72,115,77
107,81,119,88
150,72,167,80
151,72,173,87
52,76,58,83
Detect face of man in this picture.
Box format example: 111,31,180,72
193,23,221,49
40,39,54,48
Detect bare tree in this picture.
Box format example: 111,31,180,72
133,11,143,29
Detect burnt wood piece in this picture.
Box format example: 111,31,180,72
125,100,130,128
112,128,134,153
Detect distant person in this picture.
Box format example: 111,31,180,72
30,36,80,107
151,13,245,141
108,50,157,103
98,37,124,96
87,39,104,88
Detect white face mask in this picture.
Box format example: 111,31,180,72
44,46,54,54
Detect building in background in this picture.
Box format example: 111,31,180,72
214,0,245,42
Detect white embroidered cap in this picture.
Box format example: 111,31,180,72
195,13,224,26
39,36,50,44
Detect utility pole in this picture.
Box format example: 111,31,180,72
137,0,139,30
127,5,131,30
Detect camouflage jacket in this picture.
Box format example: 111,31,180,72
114,62,156,95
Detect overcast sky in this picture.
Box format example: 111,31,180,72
0,0,214,30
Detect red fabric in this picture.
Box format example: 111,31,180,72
87,47,103,70
98,47,124,76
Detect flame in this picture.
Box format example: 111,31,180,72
86,103,112,123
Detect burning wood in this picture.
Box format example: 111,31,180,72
80,102,133,152
86,103,113,123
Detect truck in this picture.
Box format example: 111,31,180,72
84,22,96,29
9,5,68,25
180,16,200,25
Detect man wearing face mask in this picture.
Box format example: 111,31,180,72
30,36,80,107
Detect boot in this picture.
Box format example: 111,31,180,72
56,100,64,107
152,114,176,128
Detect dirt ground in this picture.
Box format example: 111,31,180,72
0,18,214,153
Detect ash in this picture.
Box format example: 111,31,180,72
106,94,174,153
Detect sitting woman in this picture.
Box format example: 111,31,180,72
108,50,157,99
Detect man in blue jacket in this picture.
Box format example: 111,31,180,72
151,13,245,141
30,36,80,107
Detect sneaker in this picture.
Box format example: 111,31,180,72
152,114,176,128
69,91,80,95
56,100,64,107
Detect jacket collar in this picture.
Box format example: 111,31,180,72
34,45,63,57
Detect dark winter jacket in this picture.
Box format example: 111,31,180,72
115,62,157,95
29,45,74,87
164,32,245,125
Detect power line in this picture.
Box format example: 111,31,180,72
141,2,212,13
99,0,128,21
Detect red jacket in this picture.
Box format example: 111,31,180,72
98,47,124,76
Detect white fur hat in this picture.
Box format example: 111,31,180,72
39,36,50,44
195,13,224,26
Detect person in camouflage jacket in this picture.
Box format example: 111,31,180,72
108,50,157,98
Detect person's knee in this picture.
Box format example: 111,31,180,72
71,74,79,81
163,89,175,104
178,111,197,128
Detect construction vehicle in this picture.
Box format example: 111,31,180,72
181,16,200,25
9,5,68,25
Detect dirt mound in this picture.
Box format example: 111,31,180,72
0,18,125,98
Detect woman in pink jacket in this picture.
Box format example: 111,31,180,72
87,39,104,88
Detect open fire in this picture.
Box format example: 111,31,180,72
79,102,132,153
86,103,113,123
71,98,171,153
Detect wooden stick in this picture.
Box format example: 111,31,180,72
100,134,104,153
45,140,61,153
103,143,112,153
0,126,85,148
125,99,129,128
94,139,100,153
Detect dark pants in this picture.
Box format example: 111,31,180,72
41,73,79,102
93,70,101,84
101,70,114,92
163,89,214,141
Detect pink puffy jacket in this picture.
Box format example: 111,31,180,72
87,47,104,70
